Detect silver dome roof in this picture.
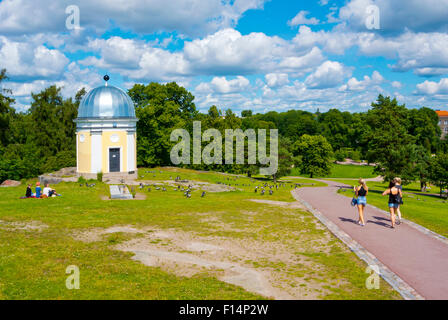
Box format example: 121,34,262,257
77,85,136,119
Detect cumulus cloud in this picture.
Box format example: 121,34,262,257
292,26,358,54
0,0,267,37
416,78,448,95
265,73,289,87
0,36,69,80
195,76,250,94
278,47,325,74
338,0,448,33
288,11,320,27
391,81,402,89
305,61,350,89
339,71,384,91
184,28,291,75
80,29,323,81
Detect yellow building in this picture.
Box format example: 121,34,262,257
436,110,448,139
74,76,138,179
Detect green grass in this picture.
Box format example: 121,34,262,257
289,164,376,179
0,167,399,300
338,181,448,238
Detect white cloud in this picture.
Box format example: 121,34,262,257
339,71,384,91
278,47,325,74
184,28,290,75
305,61,350,89
0,36,69,80
416,78,448,95
292,26,358,54
288,11,320,27
80,29,325,82
391,81,402,89
265,73,289,87
338,0,448,33
0,0,267,37
196,76,250,94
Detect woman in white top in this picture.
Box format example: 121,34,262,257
43,184,52,197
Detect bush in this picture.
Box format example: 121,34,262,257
77,176,86,184
334,150,346,162
349,150,362,162
97,171,103,182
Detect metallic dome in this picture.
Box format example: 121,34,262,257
77,85,136,119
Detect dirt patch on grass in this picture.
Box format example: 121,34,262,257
0,220,48,231
71,220,339,299
72,225,149,242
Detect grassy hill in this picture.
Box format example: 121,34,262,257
0,167,399,300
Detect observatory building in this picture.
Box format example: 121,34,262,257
74,76,138,179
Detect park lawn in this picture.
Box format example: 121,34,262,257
0,168,399,300
337,181,448,238
289,164,376,179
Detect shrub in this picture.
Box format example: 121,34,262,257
97,171,103,182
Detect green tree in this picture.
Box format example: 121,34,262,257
0,69,15,147
429,153,448,198
272,137,300,182
128,82,197,167
241,110,253,117
364,95,415,181
292,134,333,178
407,107,441,153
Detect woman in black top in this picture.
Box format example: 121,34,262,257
25,184,32,198
382,181,402,229
394,177,403,225
354,178,368,226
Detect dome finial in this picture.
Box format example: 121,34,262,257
103,74,110,86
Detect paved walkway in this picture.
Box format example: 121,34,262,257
292,180,448,300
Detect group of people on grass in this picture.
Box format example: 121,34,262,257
25,182,61,198
353,177,403,229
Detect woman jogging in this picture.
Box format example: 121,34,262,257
354,178,368,226
382,181,403,229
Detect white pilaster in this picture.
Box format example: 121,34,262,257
127,132,135,172
91,132,103,173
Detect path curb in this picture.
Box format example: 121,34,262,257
292,190,425,300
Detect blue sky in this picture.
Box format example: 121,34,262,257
1,0,448,114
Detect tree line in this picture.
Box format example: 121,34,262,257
1,69,447,194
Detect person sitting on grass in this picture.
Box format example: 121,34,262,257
43,183,60,197
25,184,32,198
35,182,42,198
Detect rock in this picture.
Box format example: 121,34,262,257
0,180,21,187
39,176,62,185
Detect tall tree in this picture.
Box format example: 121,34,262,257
364,95,415,181
0,69,15,147
429,153,448,198
292,134,333,178
128,82,197,167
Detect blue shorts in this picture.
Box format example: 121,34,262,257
357,196,367,206
388,203,399,208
